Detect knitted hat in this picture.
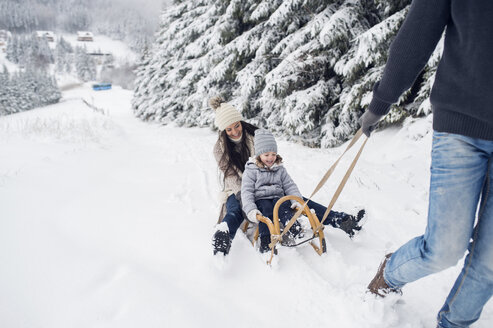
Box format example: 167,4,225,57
254,129,277,156
209,96,244,131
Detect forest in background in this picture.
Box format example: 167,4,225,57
0,0,164,51
0,0,167,115
133,0,442,147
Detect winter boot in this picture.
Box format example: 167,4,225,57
336,210,365,238
356,209,366,223
367,253,401,297
212,222,231,255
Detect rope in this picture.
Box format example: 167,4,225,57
275,129,367,245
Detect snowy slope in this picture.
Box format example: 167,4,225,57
0,86,492,328
60,33,138,64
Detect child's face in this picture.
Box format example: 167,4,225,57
260,152,277,167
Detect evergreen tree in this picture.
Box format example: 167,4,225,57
55,36,74,73
6,34,54,69
1,0,160,53
75,46,97,82
0,66,11,116
0,66,61,116
134,0,424,147
6,34,20,64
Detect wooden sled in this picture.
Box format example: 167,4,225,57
243,195,327,264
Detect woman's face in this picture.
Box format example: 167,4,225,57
225,121,242,141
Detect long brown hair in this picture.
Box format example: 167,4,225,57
218,121,258,179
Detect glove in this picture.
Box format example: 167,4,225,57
247,209,261,223
290,201,303,210
359,110,384,137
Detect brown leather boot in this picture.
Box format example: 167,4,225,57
367,253,401,297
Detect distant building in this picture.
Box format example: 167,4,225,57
36,30,55,42
77,31,94,42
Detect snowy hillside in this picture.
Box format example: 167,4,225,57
0,86,492,327
60,33,138,64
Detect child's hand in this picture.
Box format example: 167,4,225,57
247,209,261,223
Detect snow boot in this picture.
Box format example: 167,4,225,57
212,222,231,256
337,209,365,237
356,209,366,222
367,253,401,297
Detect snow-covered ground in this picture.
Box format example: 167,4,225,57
0,86,492,328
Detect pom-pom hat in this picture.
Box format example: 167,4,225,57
254,129,277,156
209,96,244,131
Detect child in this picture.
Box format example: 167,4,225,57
241,129,304,253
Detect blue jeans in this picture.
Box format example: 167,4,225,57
222,194,244,238
383,132,493,328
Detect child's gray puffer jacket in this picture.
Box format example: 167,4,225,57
241,159,302,215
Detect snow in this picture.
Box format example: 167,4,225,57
1,86,492,328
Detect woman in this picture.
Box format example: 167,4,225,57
210,96,364,255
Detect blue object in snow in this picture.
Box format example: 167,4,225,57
92,83,112,91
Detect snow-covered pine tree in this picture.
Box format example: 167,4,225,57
132,45,153,118
6,34,21,64
0,66,11,116
0,0,39,32
325,1,410,146
33,36,54,68
55,36,74,73
252,0,380,146
16,71,59,114
75,46,97,82
0,65,61,116
133,0,436,147
6,34,54,69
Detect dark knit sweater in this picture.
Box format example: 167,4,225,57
369,0,493,140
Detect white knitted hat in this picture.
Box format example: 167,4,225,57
209,96,244,131
254,129,277,156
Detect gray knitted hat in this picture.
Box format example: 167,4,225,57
254,129,277,156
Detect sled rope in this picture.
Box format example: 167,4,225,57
278,129,367,241
317,135,368,229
